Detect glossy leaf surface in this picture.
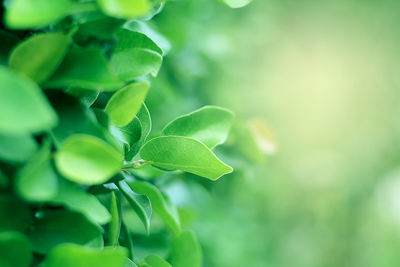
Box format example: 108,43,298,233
105,82,149,127
162,106,234,148
4,0,71,29
55,134,123,185
140,136,233,180
9,32,70,83
97,0,151,19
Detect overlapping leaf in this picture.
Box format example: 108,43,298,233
162,106,234,148
9,32,70,83
128,181,180,235
140,136,233,180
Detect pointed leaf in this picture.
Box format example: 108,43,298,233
106,82,149,127
128,181,180,235
4,0,72,29
9,32,70,83
43,244,128,267
126,103,152,160
45,48,122,90
55,134,123,185
0,66,58,134
0,231,32,267
118,180,152,234
162,106,234,148
140,136,233,180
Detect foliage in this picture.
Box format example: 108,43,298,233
0,0,258,266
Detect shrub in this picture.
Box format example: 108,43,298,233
0,0,258,266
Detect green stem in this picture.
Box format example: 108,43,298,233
123,160,152,170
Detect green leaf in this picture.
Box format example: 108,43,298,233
27,209,103,254
16,140,58,202
118,180,152,234
108,191,121,246
140,136,233,180
0,195,33,232
0,66,58,134
65,87,100,107
4,0,72,29
168,230,202,267
48,92,114,147
97,0,152,19
43,244,128,267
221,0,252,8
111,30,163,81
128,181,180,235
125,258,139,267
0,231,32,267
0,134,38,163
0,169,8,188
126,103,152,160
9,32,70,83
45,48,122,90
49,179,111,225
138,255,171,267
0,30,19,63
162,106,234,148
124,20,171,55
106,82,149,127
55,134,123,185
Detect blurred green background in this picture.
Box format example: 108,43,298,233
143,0,400,266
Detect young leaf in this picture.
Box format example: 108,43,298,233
9,32,70,83
55,134,123,185
45,48,122,90
126,103,152,160
16,141,58,202
128,181,180,235
124,20,171,55
105,82,149,127
27,209,103,254
0,134,38,163
221,0,252,8
49,179,111,225
97,0,152,19
111,30,163,81
43,244,128,267
118,180,152,234
140,136,233,180
138,255,171,267
108,191,121,246
162,106,234,148
4,0,72,29
0,231,32,267
168,230,202,267
0,66,58,134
